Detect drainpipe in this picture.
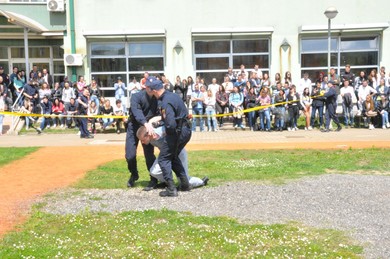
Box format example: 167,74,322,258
69,0,77,83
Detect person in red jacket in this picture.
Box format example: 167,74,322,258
52,98,65,128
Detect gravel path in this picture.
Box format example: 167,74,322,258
41,174,390,259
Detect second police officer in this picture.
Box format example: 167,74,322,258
146,76,192,197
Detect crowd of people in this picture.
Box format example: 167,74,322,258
1,63,390,136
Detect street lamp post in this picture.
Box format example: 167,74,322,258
324,7,338,77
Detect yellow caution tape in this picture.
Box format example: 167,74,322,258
0,111,127,119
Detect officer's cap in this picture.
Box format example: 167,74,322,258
145,76,163,90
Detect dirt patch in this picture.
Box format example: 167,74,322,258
0,146,123,237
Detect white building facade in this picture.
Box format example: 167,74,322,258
1,0,389,97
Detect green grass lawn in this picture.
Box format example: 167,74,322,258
0,210,362,258
73,148,390,189
0,147,39,167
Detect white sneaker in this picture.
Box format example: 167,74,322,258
52,124,57,128
76,131,81,135
308,126,313,131
387,122,390,128
294,127,298,131
60,124,64,128
46,125,50,129
304,127,308,131
369,124,374,130
383,125,386,129
287,127,292,131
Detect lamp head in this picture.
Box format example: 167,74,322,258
324,7,338,19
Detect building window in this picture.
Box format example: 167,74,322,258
8,0,46,3
194,39,270,84
90,41,164,97
300,36,379,82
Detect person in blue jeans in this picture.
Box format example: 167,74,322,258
191,84,205,132
274,89,286,131
37,95,52,133
310,82,325,129
258,88,271,131
203,89,218,131
100,99,114,130
246,87,258,131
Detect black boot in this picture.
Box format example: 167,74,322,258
127,172,139,188
178,175,191,191
336,124,342,131
159,180,178,197
143,177,158,191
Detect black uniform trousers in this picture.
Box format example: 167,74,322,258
78,114,90,137
158,125,192,182
125,120,156,175
325,103,340,129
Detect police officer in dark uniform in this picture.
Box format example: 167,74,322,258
146,76,192,197
78,88,94,139
125,83,158,188
321,82,342,132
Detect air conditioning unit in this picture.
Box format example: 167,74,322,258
47,0,65,12
64,54,83,66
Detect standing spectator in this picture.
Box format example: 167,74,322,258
234,73,246,89
253,64,263,80
261,73,271,90
249,71,261,93
191,84,205,132
322,82,342,132
274,89,286,131
186,76,194,107
272,73,282,92
113,99,127,134
42,69,53,88
208,78,219,97
0,66,9,88
37,95,52,133
101,99,114,131
14,71,26,106
76,75,86,95
128,77,141,95
62,81,76,111
173,75,186,102
329,68,340,86
287,85,300,131
246,87,258,131
340,64,355,88
23,79,39,109
284,71,293,87
316,72,325,84
51,82,62,100
229,85,244,130
89,79,101,111
9,67,18,100
181,78,188,105
301,87,312,130
222,75,234,94
375,79,389,104
65,97,78,128
0,76,12,106
88,101,99,134
368,69,378,88
29,65,38,80
358,80,377,113
310,82,325,130
203,89,218,132
239,64,248,80
227,67,237,83
258,88,271,131
377,94,390,129
0,95,5,136
140,72,149,89
298,72,312,96
77,88,93,138
51,98,65,128
114,77,127,110
39,83,51,101
161,74,174,92
215,84,229,127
